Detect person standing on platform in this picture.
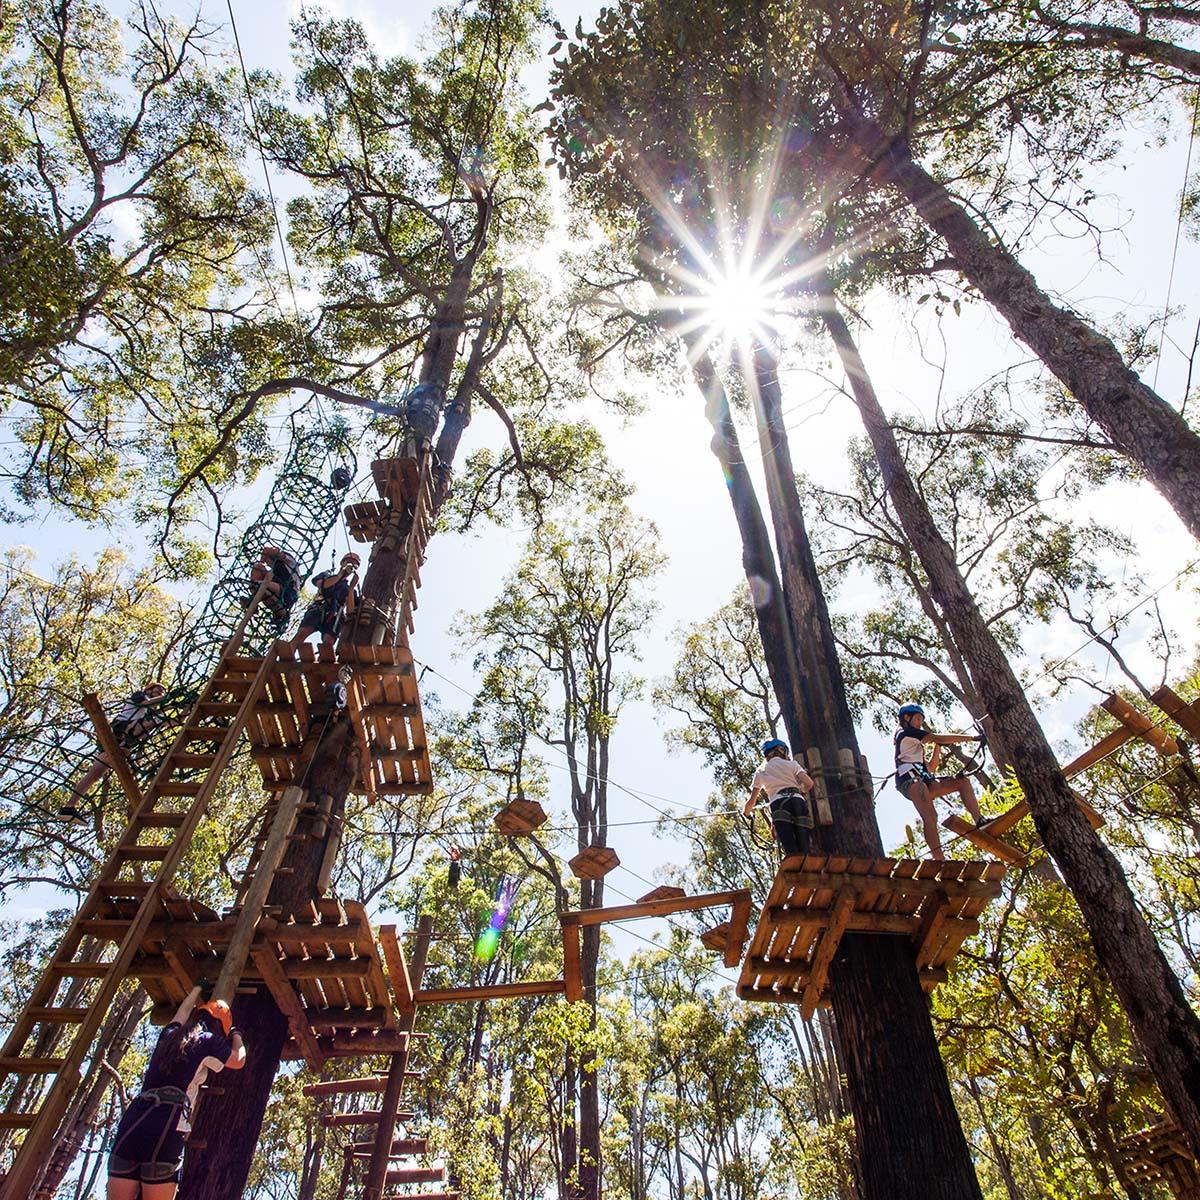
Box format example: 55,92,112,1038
291,552,360,649
744,738,816,859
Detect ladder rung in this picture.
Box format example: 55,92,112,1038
97,882,152,898
168,753,216,770
115,845,170,861
155,782,202,797
139,812,186,829
198,700,240,715
28,1007,88,1024
183,727,226,742
0,1058,65,1074
221,655,263,672
211,678,252,693
52,962,110,978
0,1113,36,1129
79,920,132,939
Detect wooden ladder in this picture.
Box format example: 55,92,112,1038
0,638,280,1200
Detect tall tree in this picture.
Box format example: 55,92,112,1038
178,4,553,1195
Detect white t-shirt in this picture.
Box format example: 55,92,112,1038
895,729,930,776
751,757,812,800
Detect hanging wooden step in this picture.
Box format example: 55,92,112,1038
737,855,1005,1020
700,922,731,954
322,1109,417,1128
494,798,548,836
344,499,390,544
386,1167,446,1186
371,456,423,508
637,885,686,903
349,1137,429,1157
568,846,620,880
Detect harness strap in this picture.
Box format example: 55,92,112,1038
113,1088,190,1163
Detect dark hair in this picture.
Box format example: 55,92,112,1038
155,1015,208,1075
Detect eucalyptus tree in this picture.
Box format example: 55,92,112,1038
176,5,560,1196
459,496,664,1200
0,0,279,534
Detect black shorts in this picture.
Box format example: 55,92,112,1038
300,603,340,636
107,1097,185,1184
896,764,934,798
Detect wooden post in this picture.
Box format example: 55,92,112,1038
213,785,306,1004
80,693,144,815
363,914,433,1200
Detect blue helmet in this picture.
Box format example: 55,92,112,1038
761,738,789,756
898,703,925,722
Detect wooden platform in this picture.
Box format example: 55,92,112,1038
568,846,620,880
246,642,433,801
494,798,548,836
737,855,1005,1019
92,895,403,1068
1116,1120,1199,1198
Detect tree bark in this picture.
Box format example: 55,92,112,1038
818,283,1200,1161
877,137,1200,543
747,344,985,1200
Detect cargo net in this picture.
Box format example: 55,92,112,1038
0,416,357,811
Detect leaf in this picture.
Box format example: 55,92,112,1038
917,293,931,304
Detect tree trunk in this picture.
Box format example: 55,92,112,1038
880,136,1200,543
578,921,602,1200
179,237,488,1199
963,1075,1028,1200
747,345,985,1200
818,284,1200,1161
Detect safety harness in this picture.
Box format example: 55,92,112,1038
112,1085,190,1167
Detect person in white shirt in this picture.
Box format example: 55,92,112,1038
893,703,984,858
744,738,816,859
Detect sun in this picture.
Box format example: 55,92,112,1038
694,264,782,349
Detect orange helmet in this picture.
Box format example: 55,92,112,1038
196,1000,233,1036
341,552,361,568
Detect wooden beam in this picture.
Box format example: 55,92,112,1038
302,1076,389,1098
284,958,372,980
560,889,749,927
725,892,753,969
943,814,1028,865
1061,726,1134,779
914,894,950,970
214,785,305,1004
801,890,854,1021
253,946,322,1069
754,911,981,940
80,693,143,815
379,925,413,1012
563,926,583,1003
774,870,1002,901
1152,685,1200,741
1102,693,1179,757
306,1007,388,1029
414,980,566,1005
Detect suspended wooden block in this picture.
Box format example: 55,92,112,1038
569,845,620,880
386,1166,446,1186
700,922,731,954
1151,684,1200,741
1102,693,1179,757
636,885,686,903
494,798,548,836
344,499,389,543
737,855,1005,1020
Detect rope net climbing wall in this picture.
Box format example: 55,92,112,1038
0,415,357,810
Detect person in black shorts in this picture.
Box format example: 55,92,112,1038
107,985,245,1198
894,703,985,858
291,552,360,649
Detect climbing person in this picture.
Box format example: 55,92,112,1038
894,702,985,859
291,553,360,649
246,545,300,630
60,681,169,821
744,738,816,859
106,984,245,1198
448,845,462,890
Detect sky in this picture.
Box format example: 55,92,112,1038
4,0,1200,986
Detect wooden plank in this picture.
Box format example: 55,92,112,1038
1061,726,1134,778
285,959,372,980
773,869,1002,902
1102,693,1179,757
1152,685,1200,740
801,890,854,1021
414,980,566,1005
563,926,583,1003
725,892,753,969
379,926,413,1012
253,947,323,1069
754,910,980,940
560,890,749,927
302,1076,388,1098
943,814,1028,865
80,693,143,814
914,894,950,969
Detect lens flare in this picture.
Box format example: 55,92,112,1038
475,875,521,963
695,264,780,348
